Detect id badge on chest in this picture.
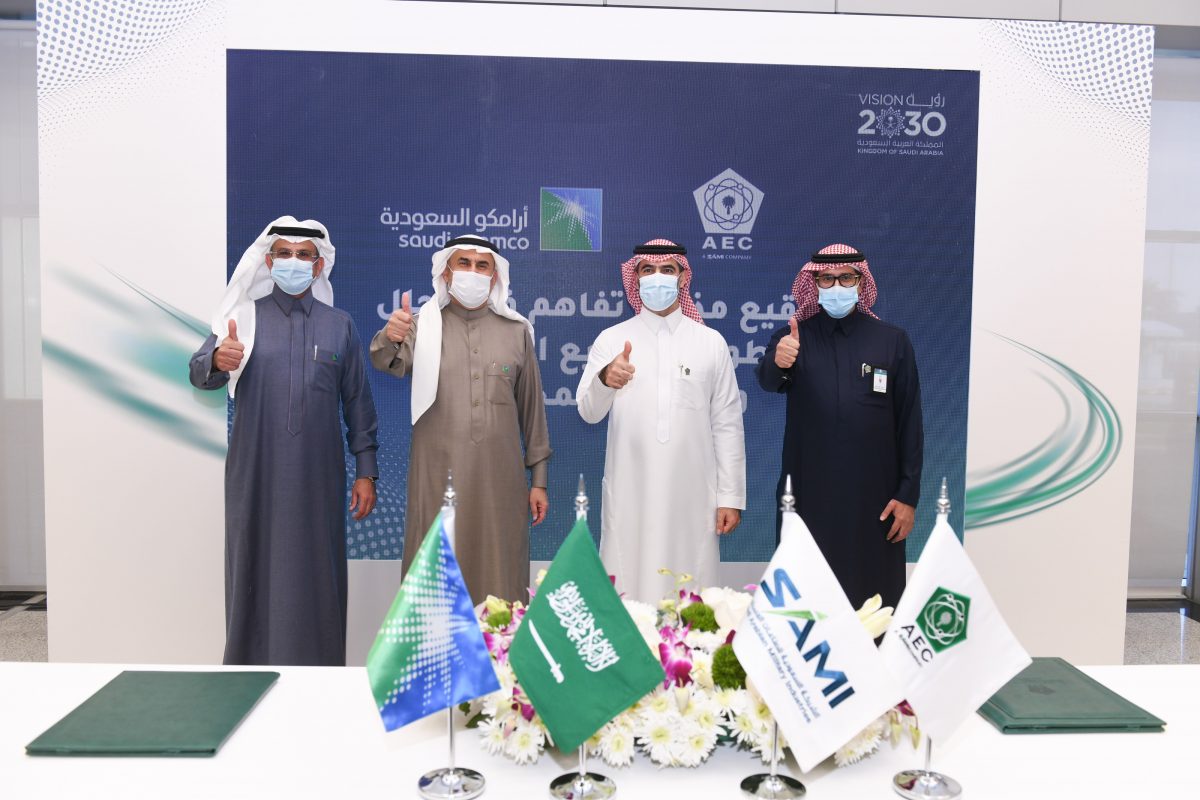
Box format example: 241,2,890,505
873,368,888,394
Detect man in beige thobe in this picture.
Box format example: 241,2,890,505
371,235,551,603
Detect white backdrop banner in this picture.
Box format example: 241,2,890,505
37,0,1149,664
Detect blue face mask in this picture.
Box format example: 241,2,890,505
818,284,858,319
639,273,679,312
270,257,316,296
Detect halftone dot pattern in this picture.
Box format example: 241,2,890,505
983,20,1152,173
345,422,407,560
36,0,213,97
377,544,455,710
992,21,1153,129
35,0,224,146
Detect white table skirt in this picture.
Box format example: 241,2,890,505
1,662,1194,799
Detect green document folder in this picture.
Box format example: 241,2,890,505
26,670,280,756
978,657,1165,734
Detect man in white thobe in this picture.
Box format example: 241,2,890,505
576,239,746,601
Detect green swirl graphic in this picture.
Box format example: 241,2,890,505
47,270,1122,528
43,267,226,458
965,334,1122,529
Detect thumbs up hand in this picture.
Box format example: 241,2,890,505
774,317,800,369
214,319,245,373
601,340,636,389
385,290,414,343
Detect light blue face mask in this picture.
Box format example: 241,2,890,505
639,273,679,312
270,257,316,296
818,284,858,319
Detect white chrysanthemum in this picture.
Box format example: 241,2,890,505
731,710,766,746
504,720,545,765
478,717,507,756
686,693,721,733
642,718,676,766
750,698,774,726
599,723,636,767
684,629,727,653
675,725,719,767
834,718,887,767
644,688,674,717
751,725,790,763
712,686,748,717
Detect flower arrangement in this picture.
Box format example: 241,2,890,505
464,570,919,769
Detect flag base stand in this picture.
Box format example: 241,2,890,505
739,773,806,799
891,769,961,800
892,738,961,800
418,767,486,800
549,770,616,800
550,745,616,799
740,723,805,798
418,707,486,799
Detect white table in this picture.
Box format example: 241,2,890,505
2,662,1195,799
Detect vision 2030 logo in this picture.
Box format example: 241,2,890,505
760,569,855,708
694,168,763,254
540,188,602,252
898,587,970,663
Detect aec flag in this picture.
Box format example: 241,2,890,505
880,513,1030,742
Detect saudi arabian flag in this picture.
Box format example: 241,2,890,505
508,518,664,752
366,509,500,732
879,513,1031,743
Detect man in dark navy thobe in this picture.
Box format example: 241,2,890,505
190,216,379,666
757,243,922,610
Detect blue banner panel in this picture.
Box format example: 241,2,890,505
227,50,978,562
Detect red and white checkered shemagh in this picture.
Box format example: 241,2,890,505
791,242,880,322
620,238,704,325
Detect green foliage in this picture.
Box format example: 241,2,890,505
679,602,719,633
486,609,512,629
712,643,747,690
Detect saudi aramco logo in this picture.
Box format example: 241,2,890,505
695,168,762,253
916,587,970,653
540,187,602,252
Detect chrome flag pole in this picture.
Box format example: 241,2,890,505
418,470,487,800
548,474,617,800
891,478,962,800
740,475,806,799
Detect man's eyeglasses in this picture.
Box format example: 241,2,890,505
269,249,320,262
814,272,861,289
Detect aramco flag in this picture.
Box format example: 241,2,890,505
508,518,664,752
733,511,903,772
366,509,500,731
879,513,1031,743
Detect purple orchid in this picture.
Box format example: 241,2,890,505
657,625,694,688
511,688,536,722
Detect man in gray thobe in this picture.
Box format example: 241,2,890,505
190,216,379,666
371,235,550,603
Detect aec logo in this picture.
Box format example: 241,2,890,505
897,586,970,663
693,168,763,253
